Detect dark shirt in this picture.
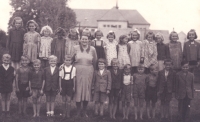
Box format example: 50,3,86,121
157,43,170,60
110,68,123,89
29,69,44,89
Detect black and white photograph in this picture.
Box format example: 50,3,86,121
0,0,199,122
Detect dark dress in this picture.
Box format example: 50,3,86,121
8,27,26,62
0,65,15,93
93,40,105,59
51,37,66,64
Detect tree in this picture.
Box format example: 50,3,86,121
9,0,76,32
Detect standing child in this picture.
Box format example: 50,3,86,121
23,20,41,63
117,35,131,69
7,17,25,69
39,26,53,68
121,64,133,120
167,31,182,71
109,58,123,119
44,55,59,117
155,32,170,71
92,58,111,117
16,55,31,116
176,61,194,122
132,64,147,120
128,29,144,74
65,28,79,56
0,54,15,117
29,59,45,117
157,59,175,120
51,27,67,66
183,29,200,72
59,55,76,118
104,31,118,70
145,64,158,119
143,31,158,73
91,30,106,59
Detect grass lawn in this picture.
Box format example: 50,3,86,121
0,83,200,122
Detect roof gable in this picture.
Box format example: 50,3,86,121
73,8,150,27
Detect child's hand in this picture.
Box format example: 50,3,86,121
59,64,64,71
106,90,110,94
26,87,30,91
29,90,33,96
40,90,44,95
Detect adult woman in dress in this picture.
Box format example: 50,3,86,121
73,32,97,117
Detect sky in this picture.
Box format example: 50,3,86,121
0,0,200,38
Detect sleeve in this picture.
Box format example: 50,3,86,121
59,68,64,79
107,70,112,91
51,38,56,55
165,44,170,59
140,41,145,63
7,29,11,50
23,33,28,52
92,47,97,70
191,74,194,98
72,67,76,78
37,33,41,53
183,42,187,61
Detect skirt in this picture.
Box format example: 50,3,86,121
9,42,23,62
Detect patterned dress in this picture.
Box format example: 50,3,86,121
23,31,41,62
143,40,158,68
128,40,144,67
39,36,53,59
105,40,118,66
168,41,182,70
117,44,131,69
73,45,97,102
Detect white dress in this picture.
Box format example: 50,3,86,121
105,40,118,66
39,36,53,58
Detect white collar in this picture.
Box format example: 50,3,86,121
2,64,9,70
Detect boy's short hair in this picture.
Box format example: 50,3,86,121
33,59,41,64
111,58,119,65
124,64,131,69
137,64,145,69
48,55,57,61
2,54,11,60
21,55,30,61
64,55,73,60
164,59,173,65
181,60,189,66
98,58,106,65
149,64,158,70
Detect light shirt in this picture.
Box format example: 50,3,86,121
165,70,169,80
2,64,9,70
59,65,76,80
99,69,104,75
50,66,56,75
123,74,132,85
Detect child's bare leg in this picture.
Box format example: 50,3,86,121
50,96,56,116
165,102,170,118
126,102,130,119
122,102,126,119
33,104,37,117
46,102,50,115
134,98,138,120
100,102,104,116
109,103,113,118
6,93,11,112
23,98,27,115
62,96,66,117
18,98,22,114
113,102,117,119
152,101,156,118
146,101,151,118
1,94,6,117
66,95,71,118
161,101,164,118
36,97,41,117
95,102,99,116
139,99,144,120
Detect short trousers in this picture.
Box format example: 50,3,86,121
45,89,58,97
94,91,107,103
16,83,30,99
60,79,74,97
109,88,120,104
145,86,157,103
121,84,132,102
32,89,42,99
133,85,145,99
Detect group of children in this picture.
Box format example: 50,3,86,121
0,16,198,121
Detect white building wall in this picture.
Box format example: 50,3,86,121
132,25,150,30
98,21,128,29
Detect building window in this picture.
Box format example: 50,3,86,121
111,25,117,28
118,25,121,28
103,25,106,27
107,25,110,27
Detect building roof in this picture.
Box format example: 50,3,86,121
74,8,150,27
